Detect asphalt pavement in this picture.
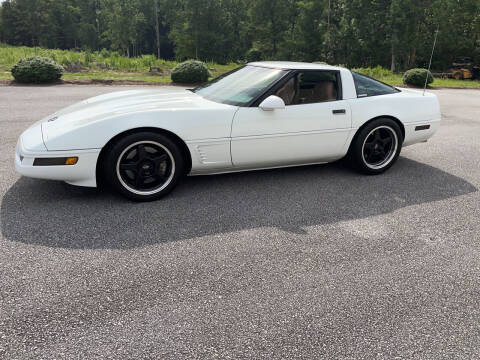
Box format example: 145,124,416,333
0,85,479,359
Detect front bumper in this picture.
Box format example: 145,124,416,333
15,135,101,188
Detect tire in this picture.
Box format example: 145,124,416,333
104,132,185,201
348,118,403,175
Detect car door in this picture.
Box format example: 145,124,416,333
230,70,352,168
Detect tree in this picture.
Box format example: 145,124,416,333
167,0,235,63
102,0,146,57
154,0,161,58
0,0,478,69
292,0,328,62
249,0,291,58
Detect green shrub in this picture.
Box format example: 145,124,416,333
171,60,210,83
403,68,434,87
11,56,64,83
245,48,263,62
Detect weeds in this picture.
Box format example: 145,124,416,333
1,44,479,88
0,43,235,74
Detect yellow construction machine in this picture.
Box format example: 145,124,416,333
449,57,480,80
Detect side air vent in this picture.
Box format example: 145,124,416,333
196,145,209,164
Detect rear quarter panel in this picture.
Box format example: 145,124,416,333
347,89,441,146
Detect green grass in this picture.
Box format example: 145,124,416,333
413,77,480,88
64,72,172,83
352,66,480,89
368,73,480,89
0,43,239,83
0,43,177,72
1,44,480,88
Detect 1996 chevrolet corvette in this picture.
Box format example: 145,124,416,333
15,62,441,201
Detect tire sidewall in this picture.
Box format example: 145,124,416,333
104,132,185,201
350,118,403,175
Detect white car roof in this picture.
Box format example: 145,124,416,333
248,61,344,71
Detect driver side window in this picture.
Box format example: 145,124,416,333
275,71,339,105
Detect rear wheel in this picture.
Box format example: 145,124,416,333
349,118,403,175
104,132,185,201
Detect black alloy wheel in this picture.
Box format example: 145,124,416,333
348,118,403,175
104,132,185,201
117,141,174,194
362,126,398,170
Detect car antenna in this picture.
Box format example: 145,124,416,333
424,25,440,96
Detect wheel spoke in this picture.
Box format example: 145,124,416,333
382,137,393,147
135,170,144,187
364,142,374,150
364,148,373,162
120,162,138,172
137,144,147,161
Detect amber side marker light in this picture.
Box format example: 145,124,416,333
65,157,79,165
33,157,78,166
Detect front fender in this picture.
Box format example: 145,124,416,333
42,108,237,151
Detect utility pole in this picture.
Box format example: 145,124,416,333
154,0,161,59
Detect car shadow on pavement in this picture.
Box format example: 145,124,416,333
1,157,477,249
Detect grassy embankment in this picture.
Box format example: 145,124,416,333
352,66,480,89
0,44,238,84
1,44,480,88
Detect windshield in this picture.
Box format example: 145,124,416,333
193,65,287,106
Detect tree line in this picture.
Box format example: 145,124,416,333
0,0,479,71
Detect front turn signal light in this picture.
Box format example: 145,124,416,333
34,157,79,166
65,157,78,165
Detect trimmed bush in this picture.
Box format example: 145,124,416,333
403,68,434,87
11,56,64,83
171,60,210,83
245,48,263,62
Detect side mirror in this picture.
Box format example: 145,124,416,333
259,95,286,111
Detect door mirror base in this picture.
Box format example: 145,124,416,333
259,95,286,111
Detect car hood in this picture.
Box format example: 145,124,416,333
41,89,229,147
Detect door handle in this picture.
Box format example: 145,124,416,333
332,109,346,115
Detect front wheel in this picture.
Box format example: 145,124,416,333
348,118,403,175
104,132,185,201
453,71,463,80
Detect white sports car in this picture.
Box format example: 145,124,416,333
15,62,441,201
